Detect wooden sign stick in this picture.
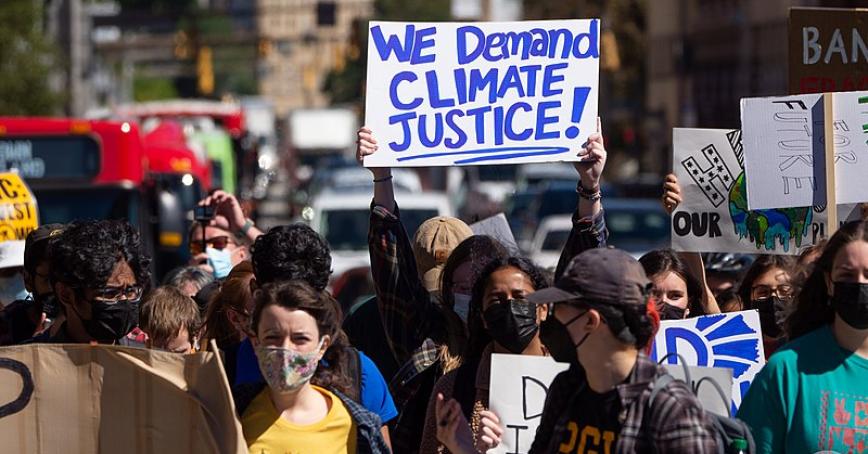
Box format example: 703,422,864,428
824,92,838,236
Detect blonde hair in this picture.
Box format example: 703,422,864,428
139,286,201,345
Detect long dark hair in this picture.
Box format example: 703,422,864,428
737,255,796,311
639,249,704,316
437,235,510,373
787,220,868,340
451,256,550,417
251,280,353,396
202,263,255,349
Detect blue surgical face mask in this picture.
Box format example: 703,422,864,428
206,247,234,279
0,273,30,305
453,293,471,323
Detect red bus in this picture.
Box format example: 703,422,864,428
0,117,209,279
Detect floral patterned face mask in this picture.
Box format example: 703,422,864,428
255,339,324,393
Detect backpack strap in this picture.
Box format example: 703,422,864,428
648,373,674,410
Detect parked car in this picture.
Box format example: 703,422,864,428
308,191,453,279
527,198,670,268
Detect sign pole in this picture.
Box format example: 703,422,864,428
824,92,838,236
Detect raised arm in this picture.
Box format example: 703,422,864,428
661,174,721,315
555,118,609,280
358,127,441,365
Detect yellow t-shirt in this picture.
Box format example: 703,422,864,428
242,385,358,454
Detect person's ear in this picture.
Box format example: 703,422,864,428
683,307,690,319
319,334,331,356
824,272,834,297
537,304,548,322
249,277,258,296
586,309,602,331
236,247,249,262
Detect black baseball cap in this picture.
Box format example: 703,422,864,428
528,248,651,307
23,224,65,273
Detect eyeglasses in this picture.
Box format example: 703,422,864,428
92,285,144,303
750,284,794,301
189,235,233,255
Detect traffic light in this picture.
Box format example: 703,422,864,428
197,46,214,95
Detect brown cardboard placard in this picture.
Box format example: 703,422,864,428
789,7,868,95
0,343,247,454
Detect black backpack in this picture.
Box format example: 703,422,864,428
648,354,756,454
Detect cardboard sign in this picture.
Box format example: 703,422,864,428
363,20,600,167
740,92,868,210
470,213,521,255
0,344,246,454
661,364,733,417
650,310,765,413
488,353,569,454
670,128,834,254
788,7,868,94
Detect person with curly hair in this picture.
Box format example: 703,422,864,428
32,219,151,345
420,256,549,453
234,281,389,454
251,223,332,290
437,248,718,454
737,220,868,454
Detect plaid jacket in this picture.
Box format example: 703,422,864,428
529,354,718,454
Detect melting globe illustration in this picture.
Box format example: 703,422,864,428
728,172,813,252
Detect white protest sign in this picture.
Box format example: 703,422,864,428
649,310,765,413
671,128,830,254
662,364,733,417
470,213,520,255
740,91,868,210
489,353,569,454
364,20,600,167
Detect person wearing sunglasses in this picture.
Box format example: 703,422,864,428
736,255,797,358
30,220,150,345
189,190,262,280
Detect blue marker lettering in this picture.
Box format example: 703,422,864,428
496,66,526,99
418,113,444,147
410,27,437,64
483,33,506,62
389,72,422,110
493,106,505,145
574,19,600,59
468,68,498,103
505,102,532,140
370,25,415,62
457,26,485,64
388,112,416,151
535,101,561,140
454,68,468,105
542,63,567,97
444,109,467,149
425,71,455,108
466,106,492,145
519,65,541,97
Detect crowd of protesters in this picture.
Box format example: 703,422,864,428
0,119,865,454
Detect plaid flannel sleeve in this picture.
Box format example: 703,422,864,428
368,203,438,366
649,384,719,453
554,208,608,281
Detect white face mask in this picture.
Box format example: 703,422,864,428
0,273,29,305
453,293,472,323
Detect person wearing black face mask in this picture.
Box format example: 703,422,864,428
736,255,797,359
419,257,550,454
738,219,868,454
29,220,150,346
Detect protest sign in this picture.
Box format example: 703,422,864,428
788,7,868,94
363,20,600,167
649,310,765,413
740,91,868,210
661,364,733,417
0,344,246,454
470,213,521,255
671,128,833,254
0,172,38,270
489,353,569,454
